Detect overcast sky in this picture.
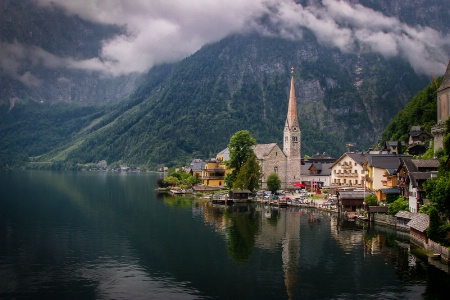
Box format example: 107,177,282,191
2,0,450,86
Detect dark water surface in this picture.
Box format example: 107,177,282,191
1,170,449,299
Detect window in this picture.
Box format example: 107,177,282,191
274,167,278,174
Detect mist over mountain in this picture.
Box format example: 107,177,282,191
0,0,449,168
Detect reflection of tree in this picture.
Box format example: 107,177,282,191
162,195,194,208
226,208,261,263
266,209,280,226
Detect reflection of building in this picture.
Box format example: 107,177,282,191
254,207,301,298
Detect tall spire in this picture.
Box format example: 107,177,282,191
286,67,299,129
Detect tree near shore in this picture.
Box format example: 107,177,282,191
233,153,261,192
267,172,281,194
225,130,257,188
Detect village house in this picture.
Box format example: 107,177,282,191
382,141,403,154
329,152,366,188
300,162,332,191
407,213,430,244
397,157,439,213
408,126,432,146
201,155,228,187
363,154,407,191
186,158,205,179
338,190,375,212
395,211,414,230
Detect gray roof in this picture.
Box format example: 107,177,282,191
409,172,433,187
346,152,366,165
380,187,400,194
395,210,414,219
366,154,405,169
411,159,440,169
217,148,230,161
331,152,365,169
303,162,333,176
407,213,429,232
188,159,205,171
401,157,440,173
339,191,375,200
252,143,282,159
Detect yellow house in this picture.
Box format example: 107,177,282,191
201,149,232,187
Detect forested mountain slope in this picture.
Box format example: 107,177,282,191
1,0,449,169
381,77,442,144
1,33,431,169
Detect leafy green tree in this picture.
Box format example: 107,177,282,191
427,206,440,241
233,153,261,192
424,170,450,218
419,203,435,215
227,130,257,187
228,130,257,171
163,176,179,186
388,196,409,215
267,172,281,194
385,193,398,204
364,194,378,206
186,174,201,186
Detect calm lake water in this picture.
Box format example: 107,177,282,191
1,170,449,299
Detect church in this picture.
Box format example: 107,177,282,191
254,68,302,189
432,60,450,153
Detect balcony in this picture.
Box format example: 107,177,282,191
202,176,225,180
335,173,358,177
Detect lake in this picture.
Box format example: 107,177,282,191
1,170,449,299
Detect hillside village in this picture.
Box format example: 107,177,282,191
170,60,450,253
184,62,448,206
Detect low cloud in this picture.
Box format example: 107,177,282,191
4,0,448,80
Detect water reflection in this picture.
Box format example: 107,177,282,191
1,171,450,299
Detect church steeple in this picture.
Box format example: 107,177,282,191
283,67,301,188
286,67,299,130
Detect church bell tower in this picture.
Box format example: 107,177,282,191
283,68,301,188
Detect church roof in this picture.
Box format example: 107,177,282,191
286,68,299,129
252,143,280,159
438,60,450,92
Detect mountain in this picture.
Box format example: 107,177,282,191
381,77,442,144
0,0,143,104
0,0,449,169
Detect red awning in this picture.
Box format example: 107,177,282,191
293,183,305,187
